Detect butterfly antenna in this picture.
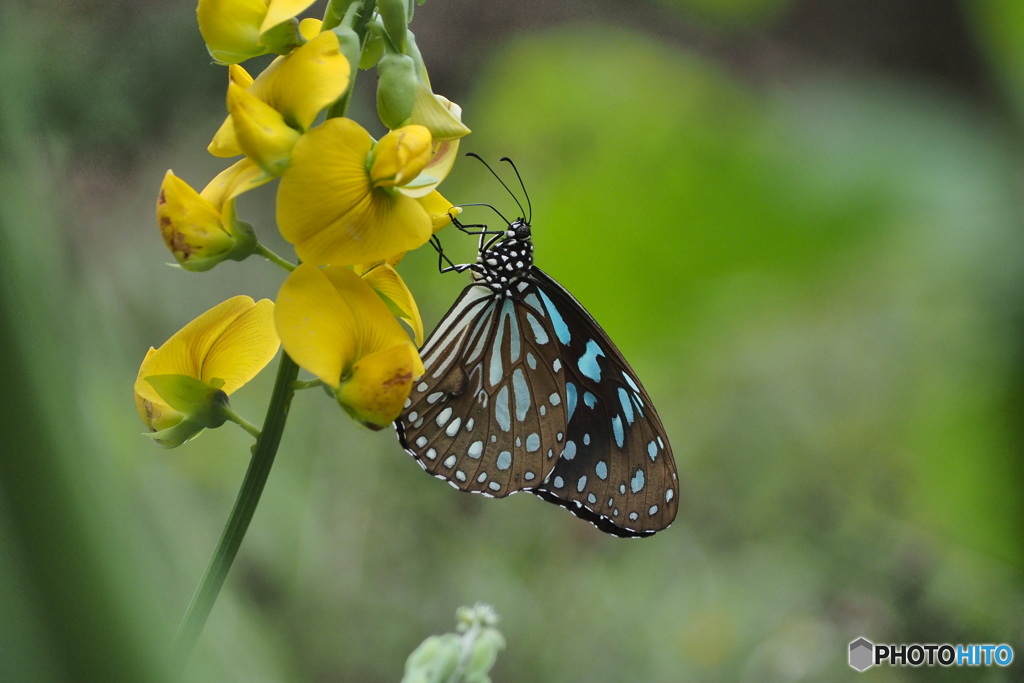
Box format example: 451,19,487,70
456,202,512,227
466,152,527,222
499,156,531,224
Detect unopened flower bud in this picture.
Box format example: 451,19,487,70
375,0,408,53
360,21,386,69
376,52,418,129
157,170,257,272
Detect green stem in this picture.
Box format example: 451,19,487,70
221,404,262,439
254,242,296,272
324,0,379,120
171,352,300,663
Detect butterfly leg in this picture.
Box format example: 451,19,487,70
449,213,508,255
430,234,473,275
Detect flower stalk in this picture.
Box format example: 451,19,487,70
253,242,296,271
171,352,299,662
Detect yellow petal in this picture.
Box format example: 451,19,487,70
209,117,241,158
416,190,460,233
275,264,357,386
251,31,349,130
297,17,322,40
294,187,432,266
202,299,280,394
319,265,413,357
260,0,316,37
426,137,459,186
197,0,270,65
275,264,412,386
229,62,256,90
360,263,424,346
208,65,256,157
135,347,182,432
199,158,270,208
227,81,301,175
335,342,423,429
277,118,432,265
409,88,471,141
370,125,432,188
397,138,459,198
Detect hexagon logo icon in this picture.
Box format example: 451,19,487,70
849,637,874,671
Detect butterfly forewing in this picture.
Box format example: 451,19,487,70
397,282,568,497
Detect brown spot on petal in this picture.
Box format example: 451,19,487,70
383,369,413,388
141,398,159,431
171,230,195,257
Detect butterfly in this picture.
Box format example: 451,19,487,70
394,158,678,537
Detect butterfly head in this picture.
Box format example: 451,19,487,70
507,217,531,240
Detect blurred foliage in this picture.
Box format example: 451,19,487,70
967,0,1024,117
652,0,794,27
1,0,1022,681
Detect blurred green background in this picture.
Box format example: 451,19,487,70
1,0,1022,680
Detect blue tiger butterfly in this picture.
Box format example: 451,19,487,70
394,156,678,537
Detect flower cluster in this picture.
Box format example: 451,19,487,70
139,0,469,445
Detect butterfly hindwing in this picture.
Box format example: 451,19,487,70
526,269,679,537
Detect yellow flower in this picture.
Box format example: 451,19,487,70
196,0,316,65
209,31,350,171
370,126,433,188
275,264,424,429
157,160,269,271
277,118,456,265
135,296,280,447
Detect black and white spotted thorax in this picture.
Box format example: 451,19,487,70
471,219,535,297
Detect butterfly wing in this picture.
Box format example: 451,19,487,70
396,269,679,537
396,283,568,497
526,269,679,537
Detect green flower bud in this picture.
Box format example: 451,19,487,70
403,30,430,85
322,0,360,31
376,0,408,53
456,603,500,630
376,52,418,129
402,634,461,683
360,20,386,69
463,629,505,679
331,25,363,78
